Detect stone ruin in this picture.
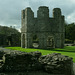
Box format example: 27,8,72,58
0,49,74,75
21,6,65,49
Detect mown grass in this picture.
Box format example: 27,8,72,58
6,46,75,62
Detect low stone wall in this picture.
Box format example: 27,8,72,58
39,53,74,75
2,51,42,72
0,49,74,75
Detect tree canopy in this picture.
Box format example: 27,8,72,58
65,23,75,42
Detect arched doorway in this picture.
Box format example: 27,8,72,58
22,34,25,48
6,36,12,46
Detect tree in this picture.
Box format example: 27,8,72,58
65,23,75,42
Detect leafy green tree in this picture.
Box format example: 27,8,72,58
65,23,75,42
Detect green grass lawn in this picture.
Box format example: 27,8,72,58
6,46,75,62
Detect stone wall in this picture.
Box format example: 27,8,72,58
0,50,74,75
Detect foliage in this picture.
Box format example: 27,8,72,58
6,46,75,62
65,39,73,43
0,25,20,35
0,25,21,46
65,23,75,42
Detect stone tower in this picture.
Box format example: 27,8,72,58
21,6,65,49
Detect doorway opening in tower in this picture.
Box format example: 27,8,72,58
32,35,39,48
22,34,25,48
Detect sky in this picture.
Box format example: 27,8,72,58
0,0,75,32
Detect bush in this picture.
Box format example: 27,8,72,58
65,39,73,44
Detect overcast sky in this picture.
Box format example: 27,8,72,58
0,0,75,31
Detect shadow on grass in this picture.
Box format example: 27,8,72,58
50,49,75,53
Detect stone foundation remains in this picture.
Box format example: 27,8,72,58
0,49,74,75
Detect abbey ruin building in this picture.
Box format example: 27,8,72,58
21,6,65,49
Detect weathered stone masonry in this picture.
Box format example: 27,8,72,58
21,6,65,49
0,49,74,75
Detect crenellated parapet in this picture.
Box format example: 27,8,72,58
37,6,49,19
53,8,61,18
